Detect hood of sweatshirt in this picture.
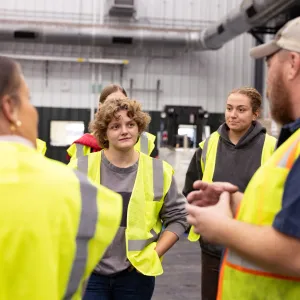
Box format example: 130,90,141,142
217,121,266,148
72,133,101,150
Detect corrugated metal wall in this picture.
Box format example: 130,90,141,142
0,0,255,113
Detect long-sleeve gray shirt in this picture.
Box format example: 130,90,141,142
94,152,188,276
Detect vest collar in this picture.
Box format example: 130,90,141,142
0,135,34,149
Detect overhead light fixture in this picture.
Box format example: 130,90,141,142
0,53,129,65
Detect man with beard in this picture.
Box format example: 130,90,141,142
185,17,300,300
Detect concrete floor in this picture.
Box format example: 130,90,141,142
152,237,201,300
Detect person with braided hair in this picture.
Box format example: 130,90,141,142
183,86,276,300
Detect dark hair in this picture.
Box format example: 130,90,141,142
0,56,21,104
99,84,127,104
228,87,262,114
91,97,151,148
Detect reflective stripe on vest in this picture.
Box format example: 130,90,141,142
225,136,300,277
63,170,98,299
140,133,149,154
200,131,220,181
201,135,210,170
218,130,300,300
201,132,276,175
128,229,159,251
77,151,164,199
75,144,85,158
188,132,276,243
75,151,173,276
127,158,165,252
153,157,164,201
78,155,89,175
276,137,300,168
226,250,268,275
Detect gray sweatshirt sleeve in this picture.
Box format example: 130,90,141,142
159,176,189,238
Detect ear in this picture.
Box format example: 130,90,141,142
252,110,259,120
138,126,143,135
287,52,300,81
1,95,18,123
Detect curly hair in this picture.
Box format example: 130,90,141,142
228,87,262,113
99,84,127,104
91,97,151,148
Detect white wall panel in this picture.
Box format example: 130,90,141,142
0,0,255,113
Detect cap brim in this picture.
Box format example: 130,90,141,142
250,40,281,59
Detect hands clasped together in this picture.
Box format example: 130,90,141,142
186,181,240,244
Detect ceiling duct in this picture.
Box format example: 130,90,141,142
0,20,198,48
0,0,297,51
197,0,298,50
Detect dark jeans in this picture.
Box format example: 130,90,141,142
83,269,155,300
201,250,220,300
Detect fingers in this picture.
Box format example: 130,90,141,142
186,214,198,227
186,204,201,226
214,182,238,192
192,180,238,193
187,189,218,206
222,183,239,193
218,191,230,204
217,191,233,218
193,180,208,190
186,190,204,203
186,204,204,235
186,203,200,215
188,200,208,207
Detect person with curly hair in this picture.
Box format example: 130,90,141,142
67,84,156,161
69,97,189,300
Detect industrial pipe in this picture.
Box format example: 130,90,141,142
198,0,297,50
0,0,297,51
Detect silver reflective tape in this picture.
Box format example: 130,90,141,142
227,250,266,273
75,144,85,158
128,229,158,251
277,137,300,168
64,170,98,299
201,136,210,170
152,158,164,201
77,156,89,175
140,133,149,154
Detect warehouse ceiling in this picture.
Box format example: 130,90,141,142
0,0,297,51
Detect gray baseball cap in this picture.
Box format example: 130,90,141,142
250,17,300,59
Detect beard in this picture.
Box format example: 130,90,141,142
267,72,294,126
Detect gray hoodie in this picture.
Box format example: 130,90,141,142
183,121,270,257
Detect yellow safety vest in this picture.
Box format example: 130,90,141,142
0,141,122,300
188,131,277,242
218,128,300,300
36,138,47,155
69,150,173,276
67,132,156,161
135,132,156,155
